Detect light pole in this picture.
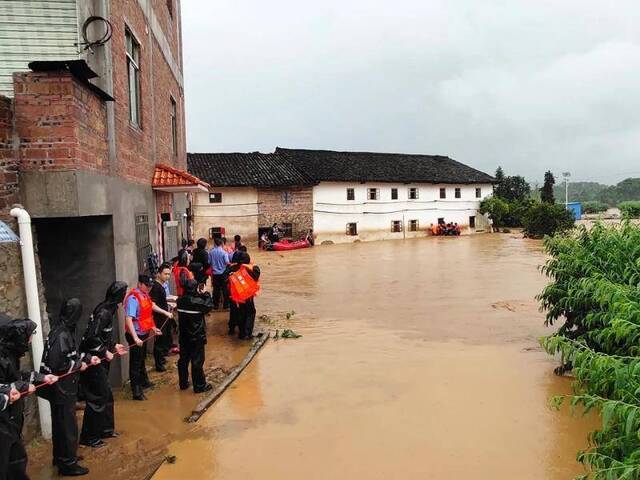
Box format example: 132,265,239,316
562,172,571,209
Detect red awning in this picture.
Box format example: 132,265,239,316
152,164,209,192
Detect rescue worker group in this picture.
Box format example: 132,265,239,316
0,234,261,477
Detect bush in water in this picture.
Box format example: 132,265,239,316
582,201,609,214
618,201,640,218
522,202,575,238
539,222,640,479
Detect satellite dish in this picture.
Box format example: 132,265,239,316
0,220,19,243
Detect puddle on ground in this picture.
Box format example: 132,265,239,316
150,234,596,480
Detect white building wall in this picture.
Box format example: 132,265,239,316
313,181,493,244
192,187,259,245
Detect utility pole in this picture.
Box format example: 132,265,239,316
562,172,571,209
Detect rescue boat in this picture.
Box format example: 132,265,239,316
269,239,312,251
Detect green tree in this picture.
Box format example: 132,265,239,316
540,171,555,204
479,196,510,230
618,201,640,218
495,174,531,202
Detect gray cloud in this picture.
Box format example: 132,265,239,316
182,0,640,184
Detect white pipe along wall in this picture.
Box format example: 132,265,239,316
10,205,52,439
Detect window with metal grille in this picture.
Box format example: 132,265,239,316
408,187,419,200
476,187,482,198
282,191,293,205
391,220,403,233
209,192,222,203
391,188,398,200
281,223,293,237
439,188,446,199
455,188,461,199
409,220,418,231
367,188,378,200
346,223,358,236
209,227,223,239
346,188,355,201
135,213,151,274
170,96,178,157
126,28,141,127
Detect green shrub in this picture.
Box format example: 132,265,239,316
521,202,575,238
582,201,608,214
618,201,640,218
479,196,510,230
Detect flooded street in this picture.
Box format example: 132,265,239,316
154,234,594,479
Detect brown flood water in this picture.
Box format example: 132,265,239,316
151,234,595,480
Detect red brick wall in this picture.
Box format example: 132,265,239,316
0,95,18,220
109,0,186,185
13,72,108,174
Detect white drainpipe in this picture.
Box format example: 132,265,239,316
10,206,52,439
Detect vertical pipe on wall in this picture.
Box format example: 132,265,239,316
9,206,52,439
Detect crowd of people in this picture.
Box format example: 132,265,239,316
0,234,260,478
430,222,462,236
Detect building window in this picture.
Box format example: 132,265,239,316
135,213,151,273
367,188,378,201
391,188,398,200
439,188,446,199
391,220,403,233
409,219,418,231
166,0,173,17
209,227,223,239
346,223,358,236
476,187,482,198
281,222,293,237
438,217,445,225
282,191,293,205
408,187,419,200
170,97,178,157
125,28,141,127
455,188,461,199
346,188,355,201
209,192,222,203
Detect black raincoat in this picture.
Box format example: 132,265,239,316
79,281,127,443
0,314,45,479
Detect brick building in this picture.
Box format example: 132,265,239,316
0,0,207,394
187,152,316,244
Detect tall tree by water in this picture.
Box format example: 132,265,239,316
494,168,531,202
540,171,555,204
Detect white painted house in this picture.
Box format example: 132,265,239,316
276,148,495,244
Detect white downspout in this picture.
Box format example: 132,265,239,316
10,205,52,439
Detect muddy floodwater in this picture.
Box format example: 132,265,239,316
151,234,594,480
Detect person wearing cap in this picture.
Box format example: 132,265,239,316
124,275,172,401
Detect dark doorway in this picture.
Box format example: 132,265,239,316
34,215,117,341
469,216,476,229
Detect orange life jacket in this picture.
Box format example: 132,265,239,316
125,288,154,334
172,265,194,296
228,264,260,305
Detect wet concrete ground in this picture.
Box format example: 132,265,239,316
150,234,595,479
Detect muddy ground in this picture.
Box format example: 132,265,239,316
28,233,596,479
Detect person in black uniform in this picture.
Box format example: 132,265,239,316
0,314,57,479
225,251,261,339
191,238,210,287
176,279,214,393
79,282,128,448
0,384,20,414
150,263,173,372
39,299,100,476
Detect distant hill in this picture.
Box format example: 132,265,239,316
554,178,640,206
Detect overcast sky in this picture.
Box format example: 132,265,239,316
181,1,639,184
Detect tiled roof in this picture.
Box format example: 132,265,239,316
276,148,495,184
153,164,209,188
187,152,316,187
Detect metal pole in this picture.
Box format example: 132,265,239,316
10,206,52,439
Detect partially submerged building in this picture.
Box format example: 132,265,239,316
188,148,494,245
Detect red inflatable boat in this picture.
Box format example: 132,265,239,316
269,239,312,251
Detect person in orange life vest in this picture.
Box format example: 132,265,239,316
172,250,194,297
225,251,261,340
124,275,172,401
176,279,214,393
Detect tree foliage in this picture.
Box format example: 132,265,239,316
479,196,510,230
583,201,609,214
494,173,531,203
539,222,640,479
522,202,575,238
619,201,640,219
541,171,556,204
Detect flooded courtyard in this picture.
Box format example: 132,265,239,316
152,234,594,479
